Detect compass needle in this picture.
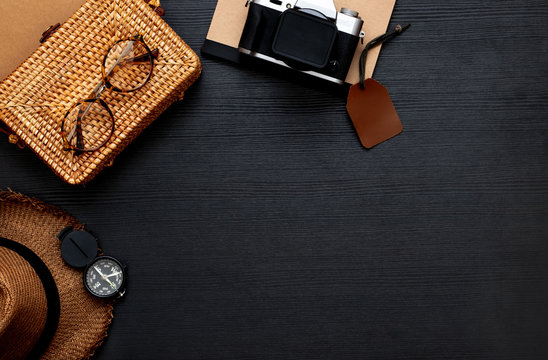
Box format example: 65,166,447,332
84,257,126,298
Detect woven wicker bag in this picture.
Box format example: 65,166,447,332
0,0,201,185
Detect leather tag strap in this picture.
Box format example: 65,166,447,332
346,23,411,149
359,24,411,89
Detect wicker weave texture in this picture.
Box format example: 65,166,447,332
0,0,201,184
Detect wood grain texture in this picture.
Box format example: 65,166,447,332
1,0,547,359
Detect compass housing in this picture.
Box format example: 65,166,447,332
83,255,127,299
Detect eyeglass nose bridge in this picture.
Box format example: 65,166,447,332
92,83,108,99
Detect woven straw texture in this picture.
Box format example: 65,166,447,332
0,191,113,359
0,0,201,184
0,247,48,359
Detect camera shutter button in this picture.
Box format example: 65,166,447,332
340,8,359,18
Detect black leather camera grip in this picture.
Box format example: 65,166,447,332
238,7,260,50
239,3,280,51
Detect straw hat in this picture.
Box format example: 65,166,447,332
0,191,113,360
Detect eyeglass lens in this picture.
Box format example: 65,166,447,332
104,39,153,92
62,100,113,152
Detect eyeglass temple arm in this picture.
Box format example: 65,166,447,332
90,48,158,97
75,106,85,150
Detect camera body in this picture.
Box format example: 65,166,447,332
238,0,365,84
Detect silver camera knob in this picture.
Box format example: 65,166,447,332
340,8,359,18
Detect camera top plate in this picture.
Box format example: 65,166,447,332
295,0,337,20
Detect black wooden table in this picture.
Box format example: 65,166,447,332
1,0,547,359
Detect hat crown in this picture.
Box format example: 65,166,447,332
0,247,48,360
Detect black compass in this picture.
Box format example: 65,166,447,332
57,227,127,299
84,256,126,298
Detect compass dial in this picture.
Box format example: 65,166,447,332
84,256,125,298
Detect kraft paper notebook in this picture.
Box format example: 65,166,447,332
203,0,397,84
0,0,86,80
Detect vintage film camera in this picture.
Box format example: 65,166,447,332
238,0,365,84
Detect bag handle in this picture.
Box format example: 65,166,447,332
0,123,25,149
40,0,165,43
144,0,165,16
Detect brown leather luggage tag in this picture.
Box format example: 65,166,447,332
347,78,402,149
347,24,410,149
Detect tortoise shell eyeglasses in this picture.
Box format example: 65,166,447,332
61,34,158,153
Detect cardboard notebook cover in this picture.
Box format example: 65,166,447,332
0,0,201,185
203,0,396,85
0,0,86,81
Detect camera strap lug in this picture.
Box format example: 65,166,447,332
359,31,366,44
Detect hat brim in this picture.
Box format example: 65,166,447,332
0,191,113,359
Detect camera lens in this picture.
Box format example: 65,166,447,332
340,8,359,18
